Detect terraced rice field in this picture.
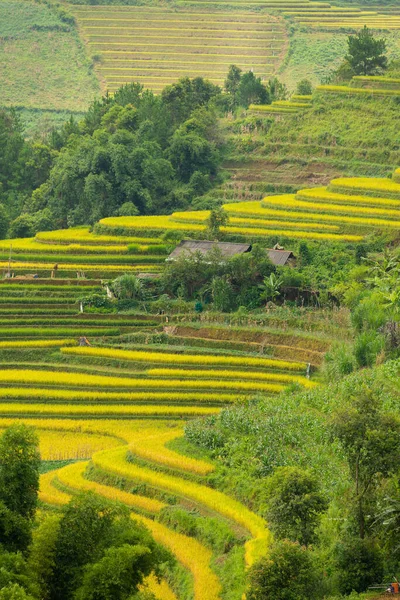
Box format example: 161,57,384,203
97,170,400,243
0,207,346,597
72,5,287,92
170,0,400,30
249,94,312,114
0,226,166,277
4,176,392,596
315,76,400,99
0,302,314,596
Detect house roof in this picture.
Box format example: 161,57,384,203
267,249,295,266
167,240,252,261
167,240,294,266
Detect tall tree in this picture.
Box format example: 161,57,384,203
237,72,269,108
332,392,400,538
74,544,154,600
0,425,40,520
206,207,229,239
247,540,319,600
346,26,388,75
224,65,242,107
264,467,327,547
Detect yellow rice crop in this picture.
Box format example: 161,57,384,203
39,471,71,506
0,403,221,417
0,417,180,446
55,461,165,513
137,515,222,600
0,339,76,348
0,238,129,255
0,262,160,272
34,430,121,461
99,215,204,232
141,573,178,600
222,225,362,242
43,461,221,600
128,428,215,475
260,196,400,227
330,177,400,195
94,446,270,567
0,369,284,393
7,429,122,461
147,368,317,389
317,85,400,96
296,187,400,209
0,387,236,404
171,210,339,231
61,347,307,371
98,213,362,241
36,228,161,245
291,194,400,218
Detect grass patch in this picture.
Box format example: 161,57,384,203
0,0,99,113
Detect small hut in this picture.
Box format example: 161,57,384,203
267,248,295,267
167,240,295,266
167,240,252,262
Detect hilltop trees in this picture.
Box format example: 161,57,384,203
346,26,388,75
224,65,270,108
327,26,388,82
24,80,222,227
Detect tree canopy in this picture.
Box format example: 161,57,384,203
345,26,388,75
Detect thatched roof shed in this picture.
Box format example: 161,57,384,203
267,249,295,266
167,240,252,261
167,240,295,266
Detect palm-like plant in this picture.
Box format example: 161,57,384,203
259,273,283,303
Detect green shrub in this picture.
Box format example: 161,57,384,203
354,331,385,367
264,467,327,547
247,540,320,600
335,537,383,595
296,79,313,96
323,343,356,381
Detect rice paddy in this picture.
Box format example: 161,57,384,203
2,171,395,597
73,5,287,92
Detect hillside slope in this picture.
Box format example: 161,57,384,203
0,0,100,135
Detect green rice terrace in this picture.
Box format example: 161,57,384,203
219,73,400,198
73,5,287,93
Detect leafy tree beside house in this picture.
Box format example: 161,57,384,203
206,207,229,239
